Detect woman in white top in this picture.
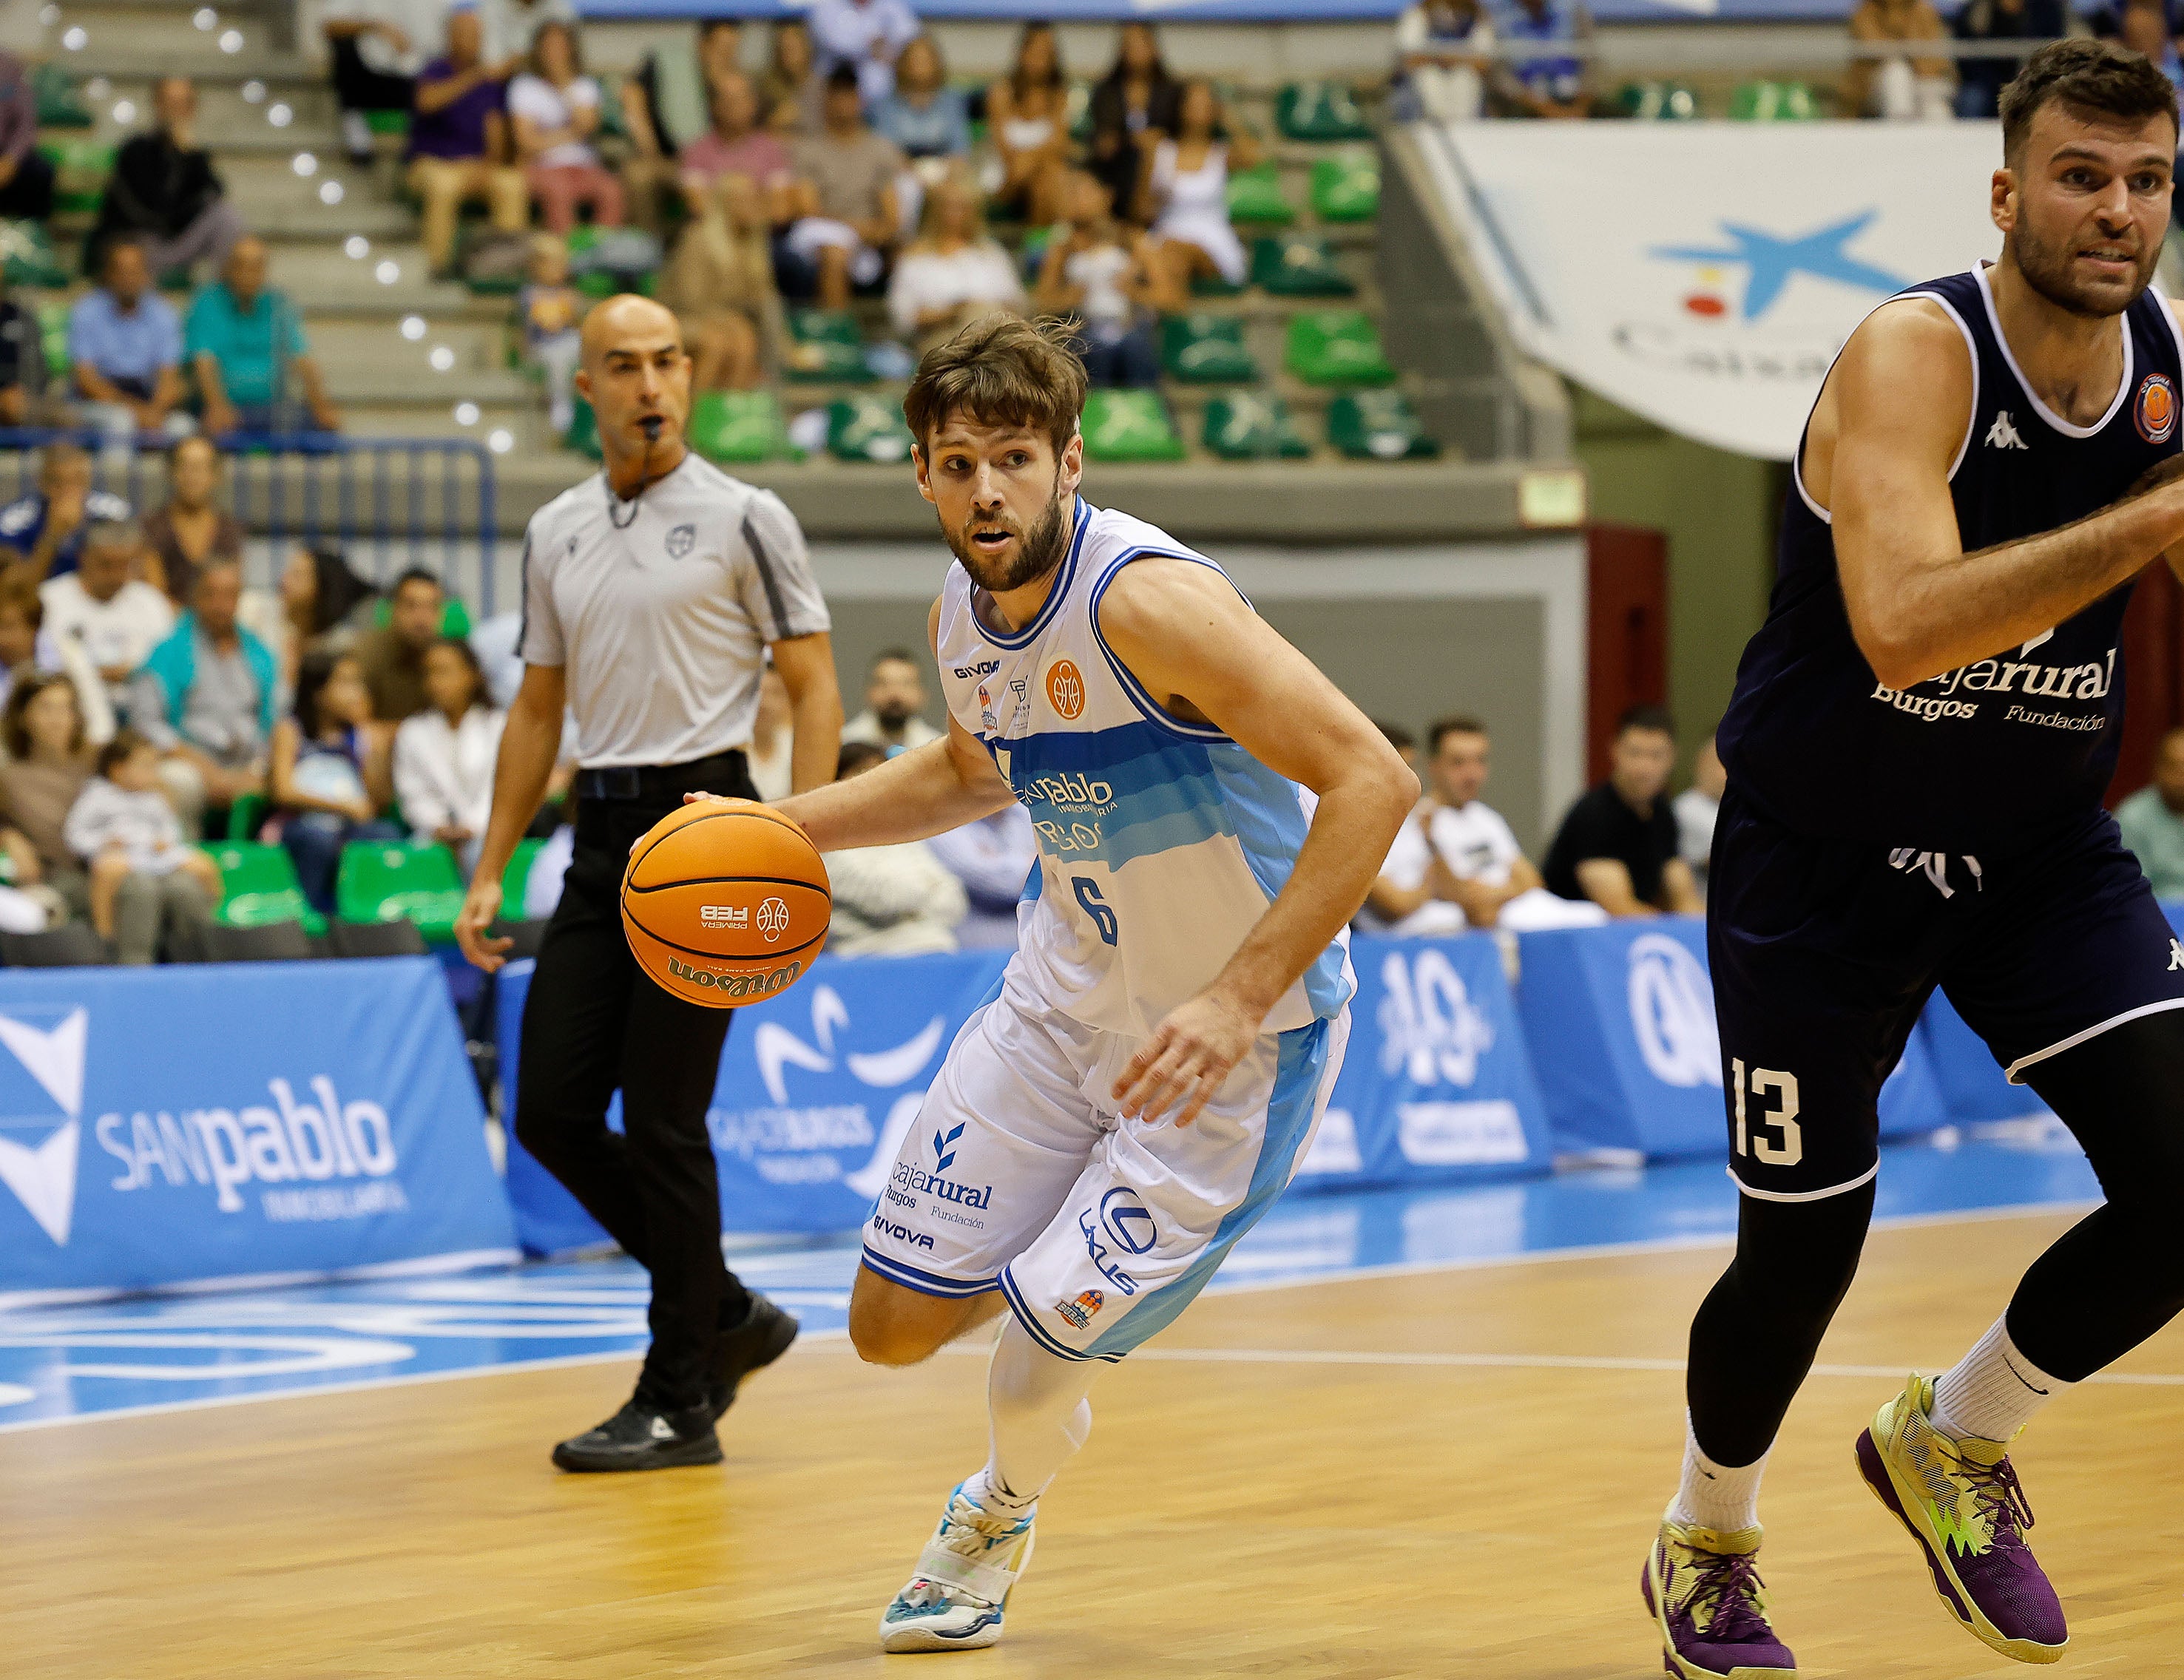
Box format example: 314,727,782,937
1141,78,1260,296
509,21,626,234
985,22,1072,226
887,175,1025,356
393,637,506,879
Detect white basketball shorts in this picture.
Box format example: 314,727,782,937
860,969,1349,1362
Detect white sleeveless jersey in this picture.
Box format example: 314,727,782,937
935,498,1353,1039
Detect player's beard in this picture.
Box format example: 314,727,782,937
2009,220,2157,319
941,475,1072,594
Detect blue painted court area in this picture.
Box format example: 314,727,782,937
0,1128,2100,1431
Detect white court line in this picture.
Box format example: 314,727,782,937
0,1198,2114,1434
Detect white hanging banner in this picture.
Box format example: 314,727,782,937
1416,121,2008,461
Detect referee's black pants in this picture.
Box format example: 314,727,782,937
514,753,756,1413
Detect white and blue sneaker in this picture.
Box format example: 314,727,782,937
878,1480,1038,1653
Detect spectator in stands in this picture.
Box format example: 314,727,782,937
129,557,274,840
874,35,973,163
2120,0,2184,88
1543,705,1703,917
89,78,244,281
0,564,112,741
1089,24,1180,221
1491,0,1594,118
141,436,243,607
989,23,1074,228
1143,79,1260,299
0,444,132,580
930,800,1037,948
393,637,504,877
888,176,1025,356
1846,0,1956,119
0,273,47,426
408,8,530,277
784,66,906,308
40,518,175,714
0,673,94,913
811,0,922,110
322,0,434,165
67,727,221,962
69,240,192,447
621,18,748,230
657,177,774,393
0,51,56,223
510,21,626,236
843,646,941,751
356,567,446,722
822,739,967,953
275,544,380,672
760,18,823,137
748,662,794,800
269,648,399,914
675,69,797,239
1037,169,1162,388
518,235,586,436
1673,733,1724,890
481,0,580,73
186,236,343,440
1394,0,1497,123
1954,0,2071,117
2117,725,2184,895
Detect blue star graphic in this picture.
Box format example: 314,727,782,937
1650,211,1910,320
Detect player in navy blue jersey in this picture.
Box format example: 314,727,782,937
1642,41,2184,1679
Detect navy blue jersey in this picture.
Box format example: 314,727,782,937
1717,264,2184,853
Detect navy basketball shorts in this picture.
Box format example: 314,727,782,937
1708,786,2184,1202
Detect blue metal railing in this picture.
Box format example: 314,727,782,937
0,432,500,616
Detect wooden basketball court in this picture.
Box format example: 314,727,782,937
9,1206,2181,1678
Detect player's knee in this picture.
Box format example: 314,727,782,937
849,1308,943,1368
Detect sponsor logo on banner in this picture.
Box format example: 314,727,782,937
0,1007,86,1244
2138,374,2177,444
1626,934,1722,1088
1055,1288,1104,1329
1045,659,1086,720
1396,1100,1529,1165
1377,948,1495,1086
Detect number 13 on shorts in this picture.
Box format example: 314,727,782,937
1732,1057,1803,1166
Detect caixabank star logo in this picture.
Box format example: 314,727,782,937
0,1006,88,1246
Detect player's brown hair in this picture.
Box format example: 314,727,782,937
902,314,1088,461
1999,39,2180,163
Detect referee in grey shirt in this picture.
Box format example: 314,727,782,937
456,297,844,1471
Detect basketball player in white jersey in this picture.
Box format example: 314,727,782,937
697,316,1416,1650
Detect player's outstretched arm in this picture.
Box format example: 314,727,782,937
1098,558,1419,1126
1830,301,2184,689
456,661,567,971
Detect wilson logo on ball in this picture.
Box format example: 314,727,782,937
664,956,803,998
756,898,791,941
1046,659,1086,720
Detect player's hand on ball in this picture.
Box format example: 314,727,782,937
454,877,512,972
1114,990,1257,1128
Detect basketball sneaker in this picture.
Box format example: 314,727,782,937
1641,1516,1797,1678
550,1398,721,1472
878,1481,1037,1653
1856,1372,2067,1664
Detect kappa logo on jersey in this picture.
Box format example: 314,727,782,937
1045,658,1086,721
700,904,750,929
1985,410,2029,451
755,897,790,941
2169,938,2184,972
2138,374,2178,444
666,523,696,559
1055,1289,1104,1329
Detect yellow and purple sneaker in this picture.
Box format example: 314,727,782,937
1642,1516,1798,1678
1855,1372,2067,1664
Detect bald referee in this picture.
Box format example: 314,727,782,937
456,296,844,1472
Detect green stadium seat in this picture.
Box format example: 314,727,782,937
0,221,69,290
1225,163,1295,226
1729,80,1816,121
1285,311,1396,386
1277,81,1374,142
1311,152,1379,223
1081,390,1185,463
37,301,67,377
501,837,544,907
690,390,794,464
202,842,327,935
1328,389,1439,460
33,64,92,129
563,397,602,459
1617,81,1700,121
336,840,466,944
38,138,115,215
365,109,412,137
827,393,915,463
226,790,269,841
1160,313,1260,384
1203,393,1311,461
1251,233,1353,298
782,308,872,382
1189,272,1245,299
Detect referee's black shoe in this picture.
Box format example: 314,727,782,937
712,1293,799,1420
551,1399,723,1473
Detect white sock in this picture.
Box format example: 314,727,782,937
970,1314,1096,1520
1930,1315,2073,1443
1669,1412,1768,1534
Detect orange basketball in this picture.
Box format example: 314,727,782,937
619,799,831,1009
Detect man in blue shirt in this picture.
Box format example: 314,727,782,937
1492,0,1594,118
68,240,191,444
0,444,134,580
186,236,342,438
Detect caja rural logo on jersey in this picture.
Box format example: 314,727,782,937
2138,373,2177,444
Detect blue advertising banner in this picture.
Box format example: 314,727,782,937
498,949,1010,1255
579,0,1858,24
0,958,517,1301
1296,934,1551,1188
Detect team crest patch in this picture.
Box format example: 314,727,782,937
1055,1289,1104,1330
2137,374,2177,444
1045,659,1086,721
666,522,697,558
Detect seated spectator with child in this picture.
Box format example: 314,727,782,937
269,648,400,914
393,637,504,877
0,672,94,917
126,558,274,839
0,443,134,580
408,9,530,276
822,740,967,954
1543,705,1703,918
186,236,342,438
40,518,175,714
65,726,222,963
